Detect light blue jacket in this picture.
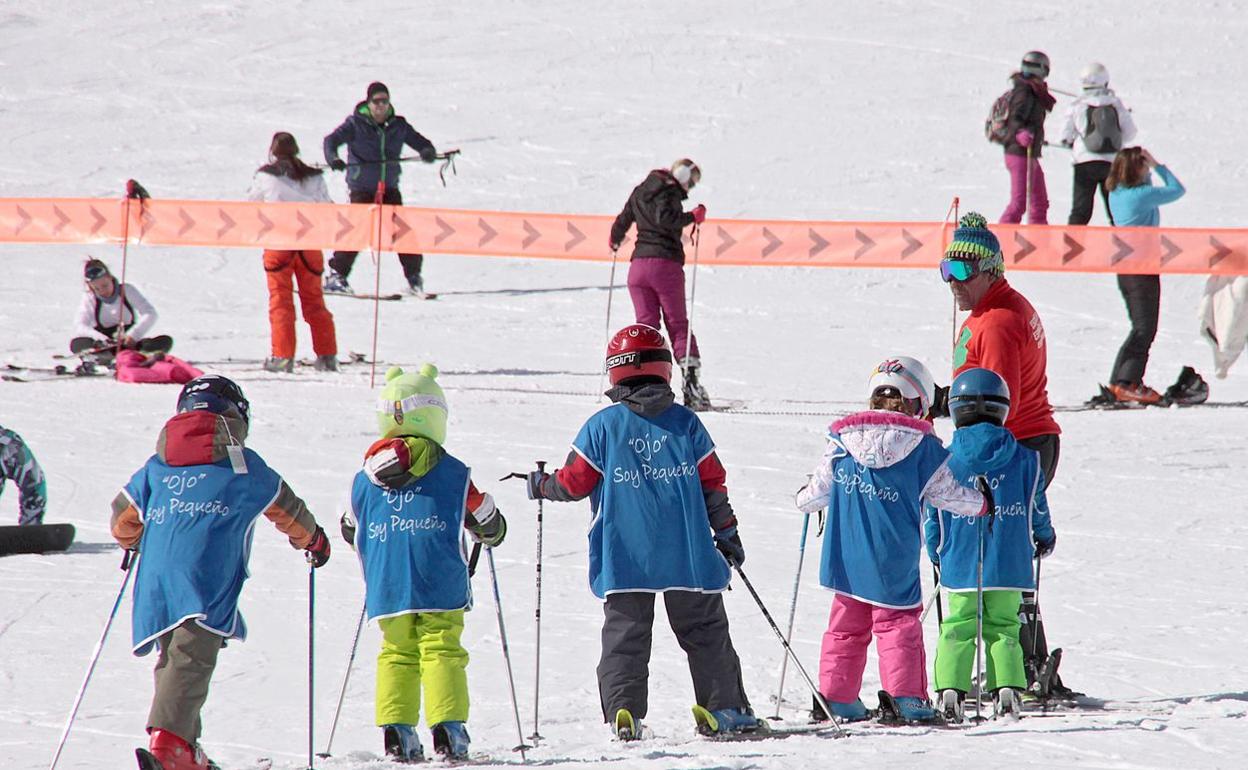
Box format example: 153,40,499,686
1108,165,1185,227
923,423,1054,591
573,402,730,598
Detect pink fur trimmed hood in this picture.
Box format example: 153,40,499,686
829,410,935,470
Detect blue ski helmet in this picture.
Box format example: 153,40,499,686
177,374,251,425
948,368,1010,428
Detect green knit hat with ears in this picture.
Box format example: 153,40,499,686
376,363,448,443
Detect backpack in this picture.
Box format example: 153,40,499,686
1083,104,1122,153
985,90,1013,144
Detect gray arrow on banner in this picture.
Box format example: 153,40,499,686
295,212,313,240
255,211,273,239
1013,232,1036,262
1110,234,1134,265
217,211,236,239
522,220,540,249
853,229,875,259
179,209,196,238
478,218,497,246
761,227,782,258
335,212,354,241
900,229,923,259
13,205,31,234
716,226,736,257
88,207,106,236
1061,233,1084,263
809,228,829,257
1160,235,1182,265
51,206,71,235
1210,236,1232,267
565,222,586,251
434,217,454,245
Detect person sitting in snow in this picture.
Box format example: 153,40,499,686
924,367,1056,722
796,356,989,724
523,323,761,740
110,375,330,770
71,258,171,363
340,364,507,763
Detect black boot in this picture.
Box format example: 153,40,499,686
681,357,712,411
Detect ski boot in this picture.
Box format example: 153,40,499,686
382,723,424,763
877,691,937,724
323,270,352,295
431,721,471,760
993,687,1022,720
613,708,641,741
313,354,339,372
263,356,294,373
937,689,965,724
1164,366,1209,405
680,357,712,411
692,704,765,736
810,693,868,723
136,729,214,770
405,276,436,299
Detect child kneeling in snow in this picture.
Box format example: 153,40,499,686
340,364,506,762
795,357,988,724
111,375,330,770
924,368,1055,721
524,324,759,740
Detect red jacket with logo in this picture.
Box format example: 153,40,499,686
953,278,1060,440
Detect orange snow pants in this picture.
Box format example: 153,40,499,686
263,250,337,359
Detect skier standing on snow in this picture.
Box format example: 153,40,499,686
924,368,1056,722
1058,62,1137,225
522,324,761,739
938,212,1071,698
322,81,439,297
110,375,331,770
795,356,989,724
998,51,1056,224
1104,147,1188,404
339,364,507,763
609,159,711,410
0,425,46,525
71,258,171,362
247,131,340,373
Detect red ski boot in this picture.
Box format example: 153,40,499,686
136,729,212,770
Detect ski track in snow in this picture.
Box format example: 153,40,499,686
3,2,1248,769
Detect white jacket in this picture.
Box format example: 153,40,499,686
73,283,157,342
1058,88,1138,165
1199,276,1248,379
246,168,331,203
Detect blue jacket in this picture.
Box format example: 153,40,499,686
123,447,284,655
351,452,473,620
1108,165,1185,227
923,423,1054,591
573,402,731,598
323,102,435,195
796,411,985,609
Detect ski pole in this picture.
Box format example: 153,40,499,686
529,460,547,745
1024,144,1034,224
307,561,316,770
598,247,620,399
317,600,367,759
682,224,701,372
1030,554,1044,679
368,181,385,388
486,547,531,761
49,550,138,770
730,562,845,737
919,568,942,624
769,510,812,720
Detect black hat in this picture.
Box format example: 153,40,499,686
366,81,389,100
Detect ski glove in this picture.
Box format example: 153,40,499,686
930,385,950,419
975,476,996,529
609,238,621,252
420,146,437,163
691,204,707,225
328,158,347,171
470,510,508,547
1016,130,1034,148
525,470,550,500
305,525,331,568
714,526,745,567
340,510,357,547
1034,533,1056,560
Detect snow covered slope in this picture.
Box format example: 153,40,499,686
2,2,1246,768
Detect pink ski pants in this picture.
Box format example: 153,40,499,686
819,593,927,702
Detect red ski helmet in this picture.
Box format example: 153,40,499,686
605,324,673,385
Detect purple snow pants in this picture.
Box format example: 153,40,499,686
1000,153,1049,225
627,257,699,361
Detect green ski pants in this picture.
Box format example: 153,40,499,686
933,590,1025,692
376,610,469,726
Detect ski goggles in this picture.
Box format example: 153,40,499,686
939,258,980,283
84,263,110,281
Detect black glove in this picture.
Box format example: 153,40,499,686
526,470,549,500
328,158,347,171
470,511,507,548
931,385,950,419
305,525,331,568
1034,533,1056,559
714,527,745,567
975,476,996,531
419,146,437,163
339,511,357,546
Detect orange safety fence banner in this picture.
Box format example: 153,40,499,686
1,198,1246,275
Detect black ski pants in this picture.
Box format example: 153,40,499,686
1110,274,1161,386
597,590,749,721
329,187,424,285
1068,160,1115,225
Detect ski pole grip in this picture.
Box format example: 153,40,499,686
120,549,134,571
536,460,546,473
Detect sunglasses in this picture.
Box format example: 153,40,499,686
370,97,390,105
939,258,979,283
85,265,110,280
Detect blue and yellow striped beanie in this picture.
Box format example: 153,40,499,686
944,212,1004,276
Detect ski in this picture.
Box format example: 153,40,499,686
317,290,403,301
0,523,76,556
2,363,111,382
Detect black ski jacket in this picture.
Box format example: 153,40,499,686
1004,74,1056,158
610,169,695,263
323,102,435,195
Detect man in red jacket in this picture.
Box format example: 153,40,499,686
939,212,1074,700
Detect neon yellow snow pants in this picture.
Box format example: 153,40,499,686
933,590,1025,692
376,610,469,726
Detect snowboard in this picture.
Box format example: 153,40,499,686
0,523,76,556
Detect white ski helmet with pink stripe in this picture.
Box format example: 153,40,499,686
868,356,937,417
